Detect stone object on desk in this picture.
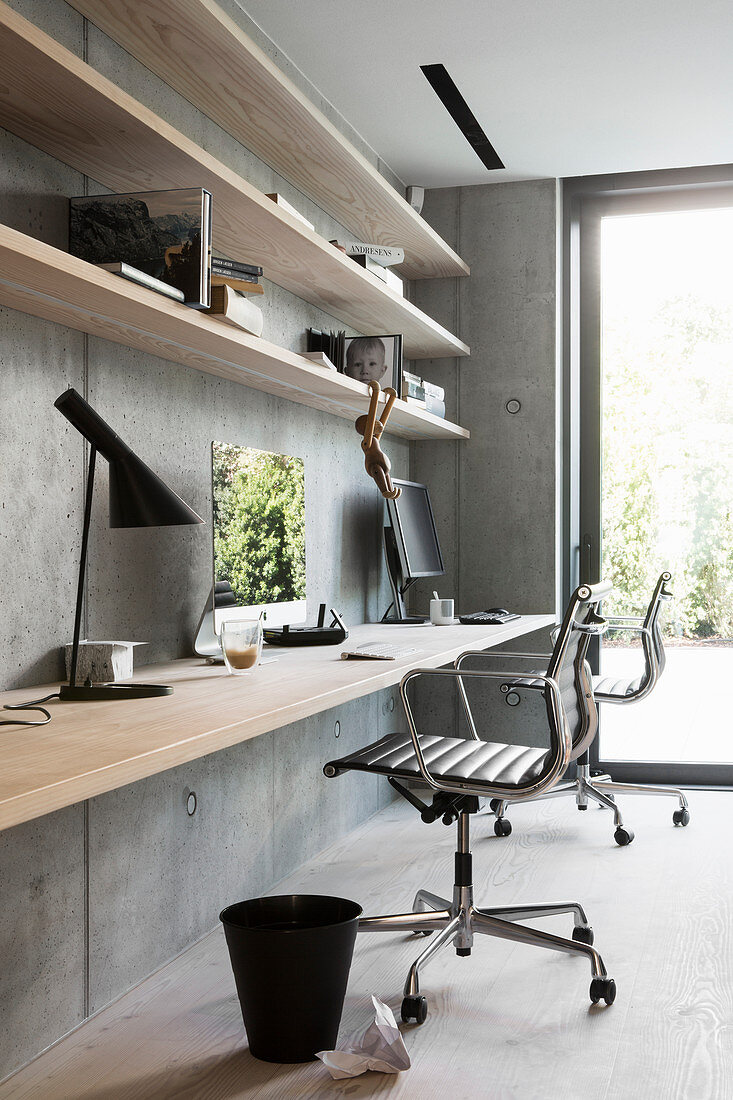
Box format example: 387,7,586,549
63,641,148,684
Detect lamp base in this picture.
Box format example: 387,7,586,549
59,683,173,701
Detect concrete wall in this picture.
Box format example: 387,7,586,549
0,0,407,1080
0,2,563,1081
410,180,560,745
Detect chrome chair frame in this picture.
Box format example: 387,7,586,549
324,582,617,1023
486,571,689,845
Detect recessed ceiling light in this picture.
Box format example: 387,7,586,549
420,63,505,171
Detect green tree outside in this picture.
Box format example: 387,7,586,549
213,443,305,607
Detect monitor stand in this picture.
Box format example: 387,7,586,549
382,526,427,624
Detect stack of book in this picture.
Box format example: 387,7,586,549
401,371,446,418
211,256,264,296
330,238,405,297
307,327,346,369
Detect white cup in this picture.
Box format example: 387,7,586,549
430,598,454,626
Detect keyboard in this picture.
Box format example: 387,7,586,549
341,643,418,661
458,611,521,625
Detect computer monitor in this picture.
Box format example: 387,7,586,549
194,442,307,657
383,478,444,623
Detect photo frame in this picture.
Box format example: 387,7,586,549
341,333,403,393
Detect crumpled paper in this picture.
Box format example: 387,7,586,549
316,996,411,1079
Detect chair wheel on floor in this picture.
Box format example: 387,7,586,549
673,808,690,827
572,924,594,945
494,817,512,837
401,994,428,1024
614,826,634,846
589,977,616,1005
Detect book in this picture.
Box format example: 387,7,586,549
423,380,445,401
307,327,345,370
211,257,263,277
349,254,404,295
265,193,314,232
404,394,445,417
96,262,185,302
211,274,264,296
330,239,404,267
69,187,212,309
401,378,425,401
204,284,263,336
424,394,446,418
402,369,422,387
212,261,259,281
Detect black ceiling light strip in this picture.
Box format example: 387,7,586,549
420,63,505,171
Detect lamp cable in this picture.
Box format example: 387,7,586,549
1,693,59,726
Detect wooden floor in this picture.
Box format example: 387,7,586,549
3,791,732,1099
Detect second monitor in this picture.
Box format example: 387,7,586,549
382,478,444,624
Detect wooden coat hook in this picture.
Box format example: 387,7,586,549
355,380,401,500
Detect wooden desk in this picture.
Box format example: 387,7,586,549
0,616,554,831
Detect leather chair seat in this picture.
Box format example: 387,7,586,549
592,674,643,698
326,732,550,789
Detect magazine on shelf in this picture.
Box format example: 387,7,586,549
96,262,185,302
69,187,212,309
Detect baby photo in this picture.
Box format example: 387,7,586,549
342,333,402,391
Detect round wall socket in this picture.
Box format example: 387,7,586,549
505,399,521,415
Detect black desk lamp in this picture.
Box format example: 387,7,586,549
55,388,204,701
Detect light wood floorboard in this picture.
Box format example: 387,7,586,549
2,791,732,1099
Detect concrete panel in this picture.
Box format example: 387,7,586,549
0,806,85,1081
411,180,559,748
271,695,383,881
87,732,274,1013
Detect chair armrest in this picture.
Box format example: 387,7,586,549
399,666,571,803
454,650,553,669
604,624,653,637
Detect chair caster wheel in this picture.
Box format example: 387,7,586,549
572,924,594,945
494,817,512,837
401,994,428,1024
589,977,616,1005
673,808,690,826
614,826,634,846
489,798,502,812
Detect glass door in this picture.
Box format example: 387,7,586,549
577,191,733,785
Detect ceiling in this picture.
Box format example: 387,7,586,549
238,0,733,189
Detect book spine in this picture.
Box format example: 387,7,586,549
211,258,263,278
211,274,264,295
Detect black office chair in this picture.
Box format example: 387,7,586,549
489,571,689,846
323,581,617,1025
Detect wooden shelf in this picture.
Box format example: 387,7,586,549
0,2,469,361
0,224,469,441
0,618,554,832
69,0,469,283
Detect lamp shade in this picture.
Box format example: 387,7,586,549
55,388,203,528
109,453,203,528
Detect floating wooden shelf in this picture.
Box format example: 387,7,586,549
0,224,469,441
0,2,469,361
69,0,469,283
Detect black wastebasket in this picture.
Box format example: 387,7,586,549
220,893,362,1063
